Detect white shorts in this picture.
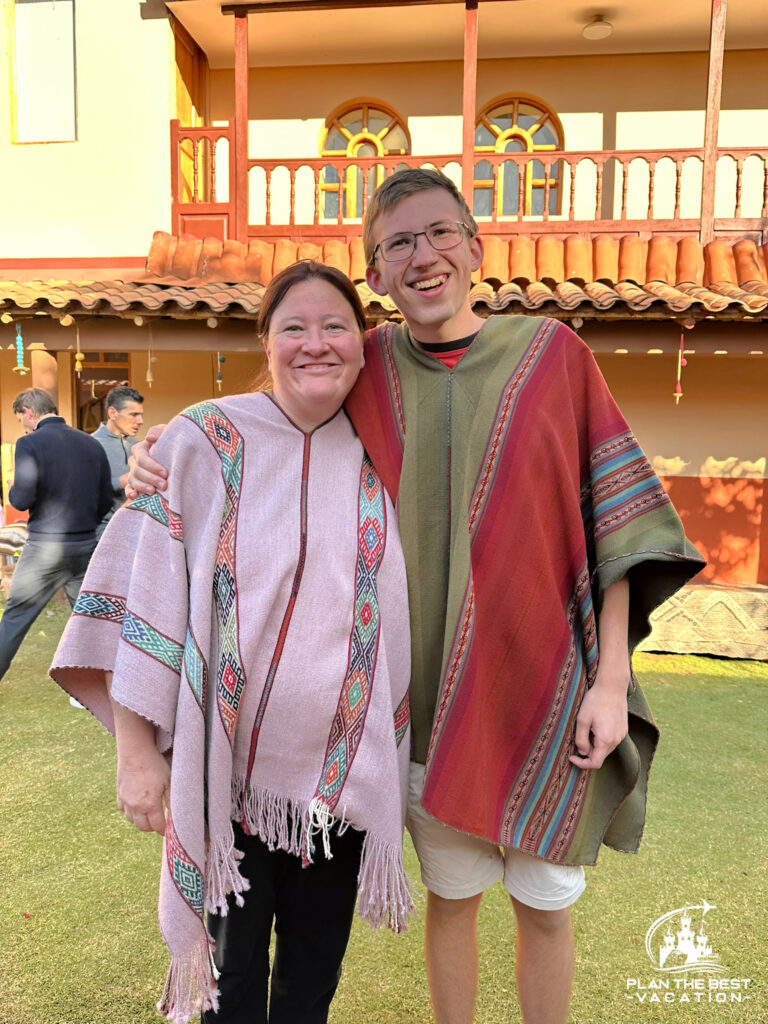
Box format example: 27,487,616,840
406,762,586,910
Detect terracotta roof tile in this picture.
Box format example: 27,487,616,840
582,281,619,308
593,236,620,283
509,236,536,282
675,236,705,284
613,280,656,309
743,280,768,298
1,232,767,322
564,236,592,284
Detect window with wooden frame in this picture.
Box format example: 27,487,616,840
320,99,410,220
473,94,564,218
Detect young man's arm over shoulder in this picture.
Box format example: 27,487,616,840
569,575,630,770
8,436,38,512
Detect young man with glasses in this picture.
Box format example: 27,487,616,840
127,168,702,1024
348,169,701,1024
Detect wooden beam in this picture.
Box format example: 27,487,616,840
700,0,727,245
222,1,519,13
461,0,479,204
233,9,249,242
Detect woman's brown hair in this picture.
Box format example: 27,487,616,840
256,260,367,340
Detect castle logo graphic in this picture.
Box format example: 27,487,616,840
645,901,724,975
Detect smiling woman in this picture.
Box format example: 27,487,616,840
49,260,412,1024
258,261,367,433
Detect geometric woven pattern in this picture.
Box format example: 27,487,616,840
314,454,386,810
182,402,245,745
500,568,593,858
120,611,184,674
183,626,208,709
164,812,204,919
588,431,670,542
128,492,183,541
73,590,127,623
393,692,410,749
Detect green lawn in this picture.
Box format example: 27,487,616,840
1,602,766,1024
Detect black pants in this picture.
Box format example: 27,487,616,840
203,821,364,1024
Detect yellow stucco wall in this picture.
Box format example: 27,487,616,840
127,350,265,428
0,0,176,259
209,49,768,153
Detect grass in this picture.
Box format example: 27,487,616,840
1,601,766,1024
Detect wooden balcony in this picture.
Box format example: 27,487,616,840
170,121,768,246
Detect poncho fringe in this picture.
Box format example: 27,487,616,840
158,931,219,1024
230,779,413,931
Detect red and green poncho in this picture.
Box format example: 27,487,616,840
346,315,705,867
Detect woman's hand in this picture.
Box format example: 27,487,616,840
115,746,171,835
108,672,170,835
125,424,169,499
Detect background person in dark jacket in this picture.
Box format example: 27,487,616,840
92,386,144,538
0,388,112,681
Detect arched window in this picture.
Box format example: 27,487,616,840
473,94,564,218
320,99,410,220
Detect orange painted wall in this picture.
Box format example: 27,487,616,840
661,476,764,586
595,352,767,586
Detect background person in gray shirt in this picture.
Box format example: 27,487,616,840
92,386,144,537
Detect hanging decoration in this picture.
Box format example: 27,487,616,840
74,324,85,377
146,323,154,388
674,323,692,405
12,323,30,376
216,351,225,392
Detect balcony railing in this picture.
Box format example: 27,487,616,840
171,121,768,244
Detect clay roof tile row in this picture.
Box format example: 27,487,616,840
1,232,767,322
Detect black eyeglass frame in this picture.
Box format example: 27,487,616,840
370,220,473,265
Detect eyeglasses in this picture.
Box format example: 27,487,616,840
371,221,471,264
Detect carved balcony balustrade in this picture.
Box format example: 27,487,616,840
170,121,768,245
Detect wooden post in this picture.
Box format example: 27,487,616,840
700,0,727,244
461,1,479,205
234,10,249,242
170,119,180,234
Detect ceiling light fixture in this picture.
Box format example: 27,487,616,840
583,15,613,40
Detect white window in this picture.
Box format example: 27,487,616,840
13,0,77,143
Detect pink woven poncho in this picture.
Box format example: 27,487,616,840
51,394,413,1023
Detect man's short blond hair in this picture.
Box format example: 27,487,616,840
363,168,479,264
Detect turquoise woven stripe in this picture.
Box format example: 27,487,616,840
121,611,183,674
128,491,169,528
